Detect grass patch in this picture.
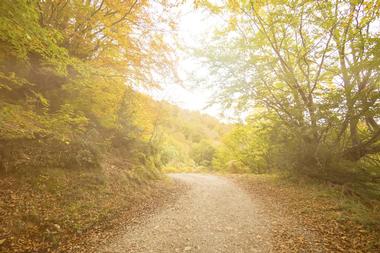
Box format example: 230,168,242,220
280,173,380,229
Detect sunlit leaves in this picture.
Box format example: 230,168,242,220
0,0,179,151
198,0,380,173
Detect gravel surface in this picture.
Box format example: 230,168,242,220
99,173,273,253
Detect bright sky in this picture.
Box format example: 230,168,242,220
149,2,225,120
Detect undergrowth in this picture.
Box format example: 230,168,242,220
0,160,166,253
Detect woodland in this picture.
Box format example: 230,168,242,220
0,0,379,252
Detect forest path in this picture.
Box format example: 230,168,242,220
99,173,273,253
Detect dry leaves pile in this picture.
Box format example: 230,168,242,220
61,179,187,253
232,174,380,252
0,168,185,253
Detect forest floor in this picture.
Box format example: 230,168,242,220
96,173,379,253
0,166,185,253
232,174,380,252
2,173,379,252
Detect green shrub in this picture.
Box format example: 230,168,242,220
225,160,250,174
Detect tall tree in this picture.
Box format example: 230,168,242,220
197,0,380,164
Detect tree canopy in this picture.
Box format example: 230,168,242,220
195,0,379,181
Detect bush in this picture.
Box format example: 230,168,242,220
190,140,216,167
225,160,250,174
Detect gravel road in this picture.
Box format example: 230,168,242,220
99,173,273,253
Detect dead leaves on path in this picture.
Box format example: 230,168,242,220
61,180,187,253
0,174,186,253
233,175,380,252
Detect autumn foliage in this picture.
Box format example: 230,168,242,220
198,0,380,198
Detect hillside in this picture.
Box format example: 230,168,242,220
0,1,223,251
154,101,229,170
0,88,226,252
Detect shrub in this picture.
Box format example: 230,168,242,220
225,160,250,174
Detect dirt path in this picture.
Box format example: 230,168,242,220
99,173,273,253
